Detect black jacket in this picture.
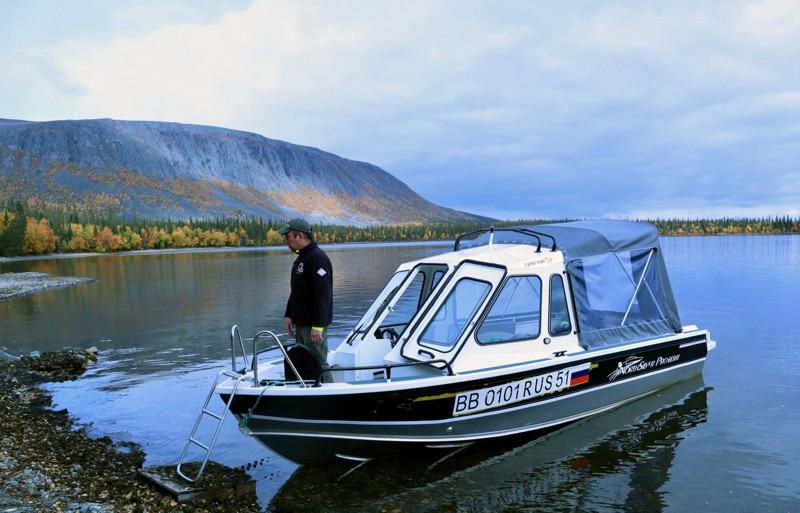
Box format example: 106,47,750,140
284,242,333,327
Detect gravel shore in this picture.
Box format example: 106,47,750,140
0,351,262,513
0,272,98,303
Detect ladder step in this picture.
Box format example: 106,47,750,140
189,438,211,451
201,409,224,421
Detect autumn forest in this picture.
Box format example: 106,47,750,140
0,200,798,258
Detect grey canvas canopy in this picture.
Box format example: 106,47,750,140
460,220,683,349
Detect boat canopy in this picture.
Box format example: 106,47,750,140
459,220,683,349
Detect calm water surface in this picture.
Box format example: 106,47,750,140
1,236,798,512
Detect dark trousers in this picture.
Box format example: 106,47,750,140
295,325,331,382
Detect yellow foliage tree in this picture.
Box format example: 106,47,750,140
22,218,58,255
68,223,96,252
119,226,143,250
183,225,198,247
141,227,172,249
171,228,188,248
206,230,227,247
265,228,283,245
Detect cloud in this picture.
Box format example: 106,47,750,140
2,0,799,220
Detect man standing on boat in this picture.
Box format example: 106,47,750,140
279,218,333,381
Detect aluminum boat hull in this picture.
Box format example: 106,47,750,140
220,332,709,464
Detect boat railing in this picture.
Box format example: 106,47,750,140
254,329,309,388
230,326,309,388
230,325,250,373
310,359,455,387
454,226,558,252
232,325,455,387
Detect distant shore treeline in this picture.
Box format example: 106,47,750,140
0,200,798,257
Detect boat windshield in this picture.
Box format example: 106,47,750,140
345,263,448,345
345,270,409,344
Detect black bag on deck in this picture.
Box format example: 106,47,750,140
284,344,322,381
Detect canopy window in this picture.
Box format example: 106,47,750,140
569,247,676,348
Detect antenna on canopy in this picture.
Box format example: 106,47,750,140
488,226,495,248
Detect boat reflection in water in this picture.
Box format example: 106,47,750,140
267,376,709,513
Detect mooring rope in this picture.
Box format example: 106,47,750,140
237,379,315,429
234,380,316,471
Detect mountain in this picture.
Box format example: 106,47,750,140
0,118,490,225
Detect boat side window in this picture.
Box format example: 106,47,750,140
476,276,542,344
549,274,572,336
429,271,445,297
420,278,492,349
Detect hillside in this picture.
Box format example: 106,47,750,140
0,118,489,225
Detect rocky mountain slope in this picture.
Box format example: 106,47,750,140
0,118,488,224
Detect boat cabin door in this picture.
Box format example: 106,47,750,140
401,261,506,368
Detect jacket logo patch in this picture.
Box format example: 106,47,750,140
317,269,327,277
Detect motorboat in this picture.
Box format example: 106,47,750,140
179,220,715,477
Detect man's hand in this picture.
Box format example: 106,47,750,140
284,317,294,337
311,328,324,344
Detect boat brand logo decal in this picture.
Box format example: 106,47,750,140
608,354,680,381
524,256,554,268
453,363,592,416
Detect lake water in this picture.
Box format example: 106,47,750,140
1,236,798,512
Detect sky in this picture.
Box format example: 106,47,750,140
1,0,799,221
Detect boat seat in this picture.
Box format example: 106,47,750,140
477,318,516,342
284,344,322,382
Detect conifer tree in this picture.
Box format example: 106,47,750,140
0,202,28,257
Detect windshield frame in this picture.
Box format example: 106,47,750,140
344,262,450,345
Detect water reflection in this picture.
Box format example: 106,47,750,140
268,377,709,513
0,243,450,376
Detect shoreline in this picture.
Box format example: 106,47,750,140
0,231,796,266
0,239,454,263
0,274,262,511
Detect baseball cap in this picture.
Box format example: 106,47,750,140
278,218,312,235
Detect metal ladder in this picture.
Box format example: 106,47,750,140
176,369,248,482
